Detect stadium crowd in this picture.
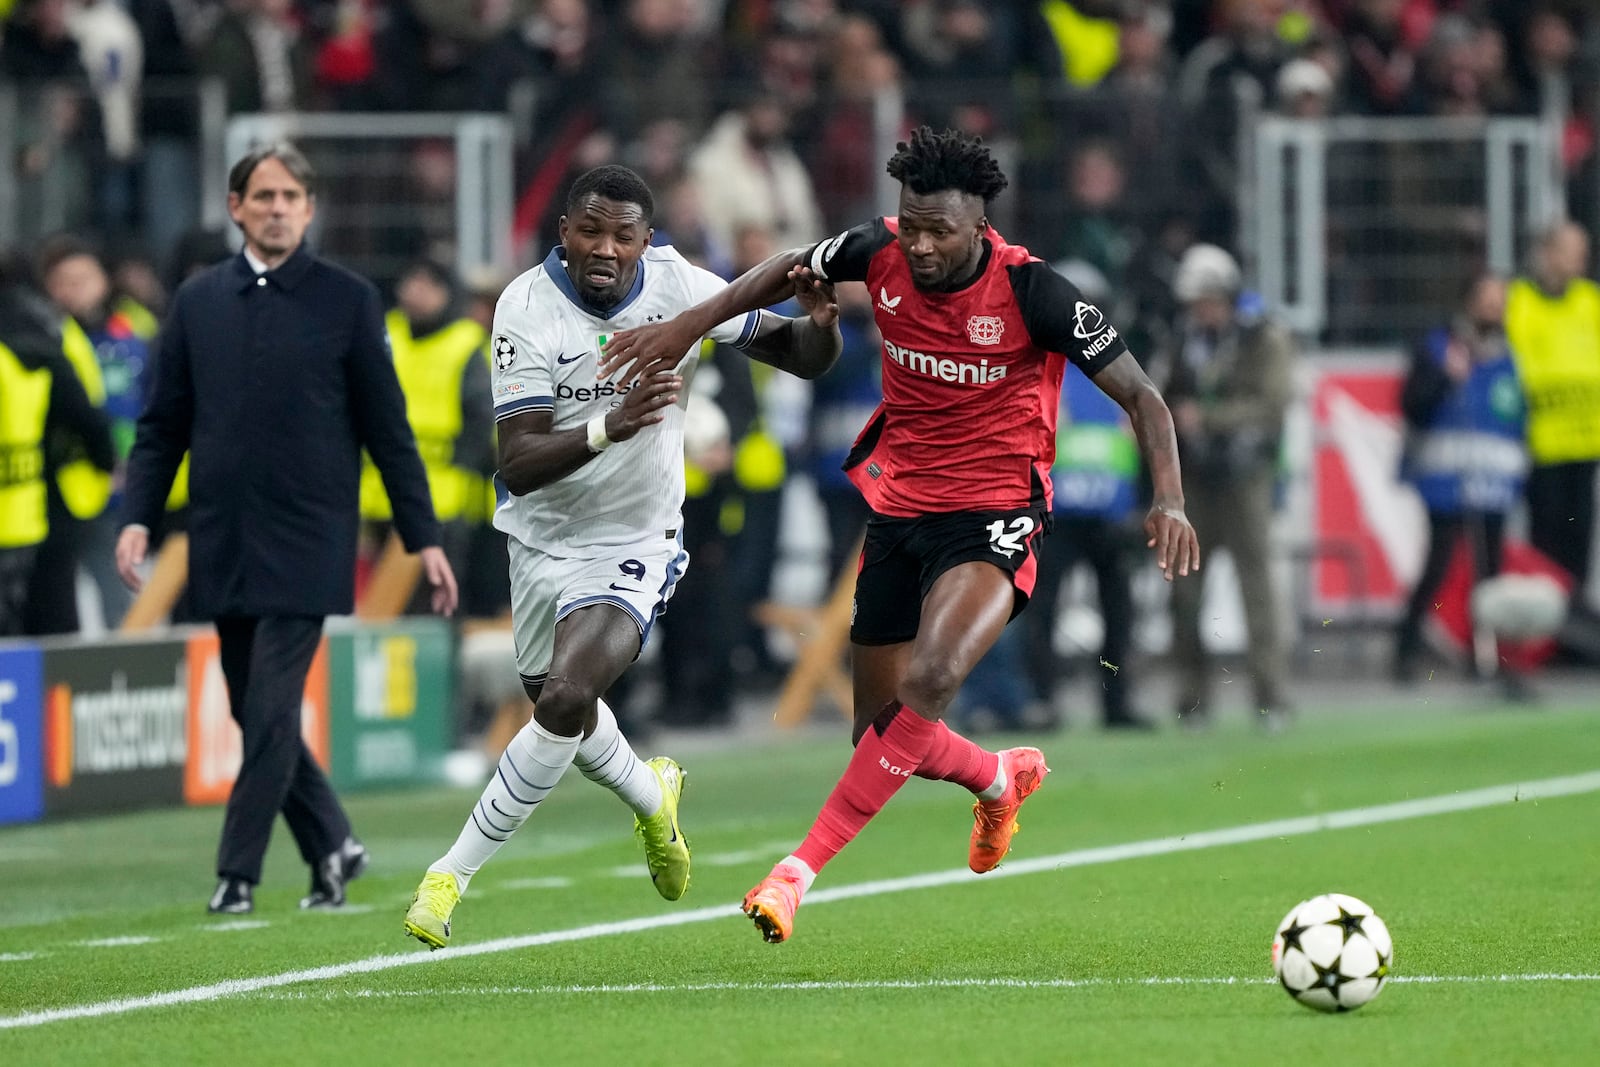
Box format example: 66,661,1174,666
2,0,1598,738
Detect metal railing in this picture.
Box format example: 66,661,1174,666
1248,115,1564,343
222,112,515,292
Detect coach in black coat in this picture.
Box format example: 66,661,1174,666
118,143,459,914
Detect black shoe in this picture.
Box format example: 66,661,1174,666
300,836,369,909
208,877,253,915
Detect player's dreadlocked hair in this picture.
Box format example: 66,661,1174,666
567,164,655,224
886,126,1009,204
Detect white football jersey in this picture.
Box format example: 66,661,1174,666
490,243,760,556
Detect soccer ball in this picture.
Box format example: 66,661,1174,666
1271,893,1393,1012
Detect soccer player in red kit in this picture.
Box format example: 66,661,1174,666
601,127,1200,943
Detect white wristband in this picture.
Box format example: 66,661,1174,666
585,414,613,453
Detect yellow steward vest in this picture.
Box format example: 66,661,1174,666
1506,277,1600,464
0,341,52,548
360,311,487,522
55,317,113,520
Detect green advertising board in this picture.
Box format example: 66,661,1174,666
326,618,453,791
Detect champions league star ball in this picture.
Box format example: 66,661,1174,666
1271,894,1393,1012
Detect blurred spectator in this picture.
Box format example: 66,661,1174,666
2,0,94,242
1276,55,1337,116
1049,140,1141,321
898,0,1020,131
0,250,113,637
36,233,156,628
199,0,313,115
127,0,204,265
604,0,712,140
66,0,143,242
1025,262,1153,731
653,175,732,277
716,224,803,688
359,258,492,614
1176,0,1292,243
1342,0,1422,113
811,14,903,232
1394,273,1528,690
1504,221,1600,620
688,93,826,255
1162,243,1294,729
459,266,513,622
800,279,877,582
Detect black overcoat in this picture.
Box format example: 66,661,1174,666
124,245,439,618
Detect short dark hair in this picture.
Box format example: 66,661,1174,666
228,141,317,198
886,126,1009,204
565,165,654,224
35,232,104,280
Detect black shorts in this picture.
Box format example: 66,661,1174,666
850,505,1052,646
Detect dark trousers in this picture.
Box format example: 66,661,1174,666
0,546,37,637
1171,470,1285,712
1396,510,1505,667
1025,514,1137,722
23,496,81,636
1526,461,1596,595
215,614,350,884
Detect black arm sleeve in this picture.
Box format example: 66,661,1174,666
1006,260,1131,377
122,289,195,530
804,219,895,284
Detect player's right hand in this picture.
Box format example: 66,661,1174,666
605,370,683,442
115,525,149,592
600,321,698,383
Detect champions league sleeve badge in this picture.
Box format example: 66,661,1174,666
492,335,517,371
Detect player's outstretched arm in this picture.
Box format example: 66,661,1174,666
497,370,682,496
742,265,843,380
599,248,811,381
1093,352,1201,581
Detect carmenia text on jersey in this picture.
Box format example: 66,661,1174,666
806,218,1130,517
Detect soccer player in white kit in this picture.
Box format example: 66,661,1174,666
405,165,841,948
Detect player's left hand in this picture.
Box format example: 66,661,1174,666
1144,502,1200,581
600,319,698,383
789,265,838,328
420,545,459,617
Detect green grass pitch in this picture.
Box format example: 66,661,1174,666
1,702,1597,1066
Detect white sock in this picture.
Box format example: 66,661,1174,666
573,698,663,817
431,718,580,892
977,759,1007,802
777,855,818,894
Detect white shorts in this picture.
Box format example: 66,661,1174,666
507,533,690,686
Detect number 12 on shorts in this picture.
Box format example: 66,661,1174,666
986,517,1035,558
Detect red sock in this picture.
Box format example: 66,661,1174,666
792,702,937,874
916,721,1002,794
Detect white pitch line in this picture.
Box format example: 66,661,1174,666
0,952,40,963
3,768,1597,1032
243,973,1600,999
497,877,574,891
73,937,161,949
200,921,271,933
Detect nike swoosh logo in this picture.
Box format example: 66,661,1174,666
608,583,640,592
556,351,582,365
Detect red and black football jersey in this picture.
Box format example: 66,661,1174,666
806,218,1130,517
